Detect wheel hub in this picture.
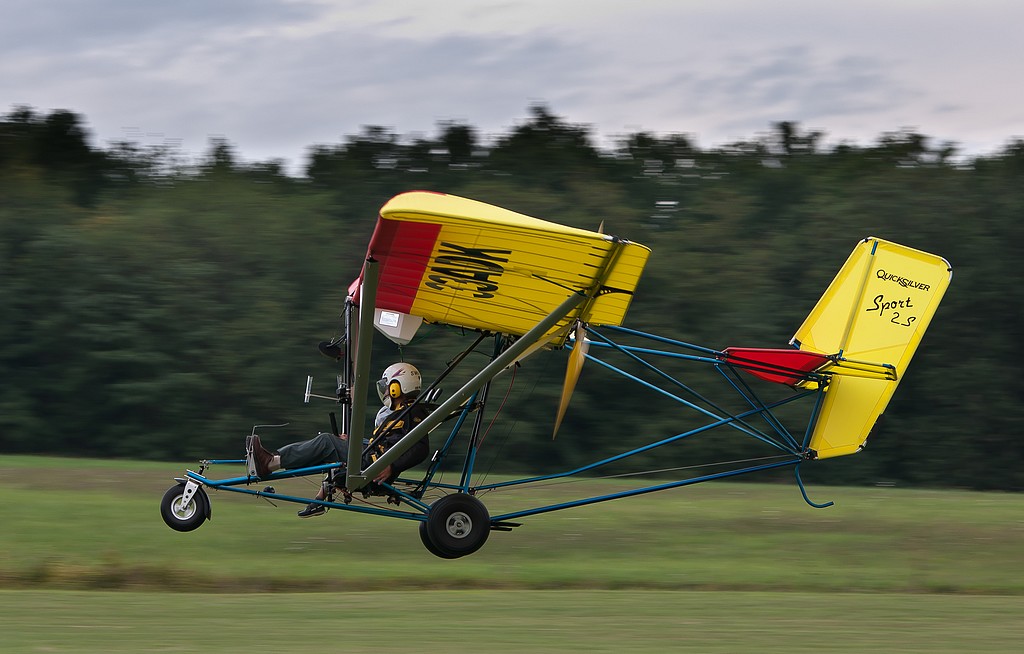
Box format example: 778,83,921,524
173,496,197,520
445,511,472,539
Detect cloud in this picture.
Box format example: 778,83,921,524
4,0,1023,167
554,44,923,148
1,0,320,53
2,5,605,165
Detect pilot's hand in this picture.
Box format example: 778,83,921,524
374,464,393,483
338,433,348,441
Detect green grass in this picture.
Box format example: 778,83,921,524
2,455,1021,594
2,590,1023,653
2,455,1023,652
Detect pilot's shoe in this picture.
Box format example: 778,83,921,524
297,503,326,518
250,435,274,478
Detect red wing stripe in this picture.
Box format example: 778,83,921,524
368,218,441,313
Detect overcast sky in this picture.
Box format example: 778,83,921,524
3,0,1022,171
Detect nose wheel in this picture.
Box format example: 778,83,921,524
160,482,210,532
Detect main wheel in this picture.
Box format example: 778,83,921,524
424,493,490,558
160,483,210,532
418,521,461,559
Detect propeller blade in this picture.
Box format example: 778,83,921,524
552,323,589,439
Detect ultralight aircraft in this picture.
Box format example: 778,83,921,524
160,191,952,558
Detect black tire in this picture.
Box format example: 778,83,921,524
418,521,461,559
160,483,210,532
424,493,490,558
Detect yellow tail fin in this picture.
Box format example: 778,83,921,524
792,238,952,459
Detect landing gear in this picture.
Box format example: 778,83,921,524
419,522,461,559
420,493,490,558
160,481,210,532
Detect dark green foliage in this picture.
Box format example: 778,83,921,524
1,107,1020,490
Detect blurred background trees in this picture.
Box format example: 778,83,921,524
2,104,1021,490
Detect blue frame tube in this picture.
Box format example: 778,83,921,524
182,311,836,527
457,335,505,491
460,379,490,491
602,324,722,356
584,352,806,452
473,390,812,493
490,458,801,522
582,328,783,448
795,464,834,508
419,393,479,490
714,365,802,452
185,467,431,520
585,325,819,453
584,340,720,364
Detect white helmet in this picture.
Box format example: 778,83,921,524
376,362,422,408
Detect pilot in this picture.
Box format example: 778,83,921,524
247,362,431,518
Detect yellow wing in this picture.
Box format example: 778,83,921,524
353,191,651,345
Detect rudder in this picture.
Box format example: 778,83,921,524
792,237,952,459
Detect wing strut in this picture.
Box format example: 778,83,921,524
345,257,380,489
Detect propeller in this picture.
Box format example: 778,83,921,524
552,321,589,439
551,222,604,438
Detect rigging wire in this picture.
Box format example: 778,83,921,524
477,363,517,448
476,353,550,487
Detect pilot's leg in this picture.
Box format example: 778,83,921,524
278,432,346,469
277,432,349,519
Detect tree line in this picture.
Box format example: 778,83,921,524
1,104,1022,490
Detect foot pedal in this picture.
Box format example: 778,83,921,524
244,435,258,479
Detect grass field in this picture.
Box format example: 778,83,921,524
1,455,1022,652
4,589,1023,653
